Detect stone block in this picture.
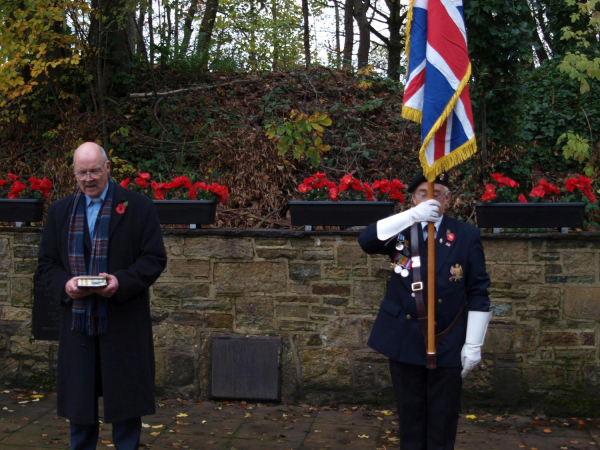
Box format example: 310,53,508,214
10,335,50,357
583,364,600,397
256,248,299,259
532,252,560,261
150,297,180,310
14,233,41,245
317,236,357,246
303,250,334,261
581,332,595,346
517,309,559,320
540,332,577,346
169,260,210,276
546,240,589,249
493,264,542,283
322,267,352,279
484,324,536,354
483,240,528,262
490,302,512,316
299,347,351,389
353,280,385,308
528,286,561,307
165,353,195,386
10,277,33,306
1,306,31,321
153,322,197,347
564,287,600,320
13,246,38,259
170,312,202,323
294,334,323,347
311,306,340,316
563,252,596,276
311,284,350,296
289,264,321,281
14,260,37,274
371,259,392,278
377,363,393,389
153,282,209,298
276,295,320,304
203,313,233,329
494,368,524,403
163,236,183,256
354,363,376,389
554,349,595,361
0,239,11,273
523,366,566,387
278,320,318,332
255,238,288,247
323,297,348,307
462,358,494,394
276,304,309,319
321,319,360,346
0,358,20,379
181,299,231,310
544,264,562,275
290,284,310,294
337,245,366,266
546,276,594,284
184,237,254,259
235,297,275,330
215,262,286,294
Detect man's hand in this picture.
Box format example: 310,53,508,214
94,273,119,298
409,199,440,223
65,277,91,300
460,343,482,378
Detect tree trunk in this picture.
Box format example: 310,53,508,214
302,0,311,67
334,0,341,68
342,0,354,69
272,0,279,70
180,0,199,57
136,2,146,57
148,3,155,64
196,0,220,69
385,0,404,80
353,0,371,68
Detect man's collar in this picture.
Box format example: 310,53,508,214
85,184,109,207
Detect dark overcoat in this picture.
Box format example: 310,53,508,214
37,182,167,424
358,215,490,367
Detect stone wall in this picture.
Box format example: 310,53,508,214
1,228,599,414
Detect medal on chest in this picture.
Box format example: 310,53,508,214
391,233,413,277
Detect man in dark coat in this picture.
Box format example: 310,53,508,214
358,172,492,450
38,142,167,450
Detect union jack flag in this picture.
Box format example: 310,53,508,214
402,0,477,181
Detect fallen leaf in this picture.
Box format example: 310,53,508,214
494,416,503,421
571,441,579,444
152,425,164,429
18,401,29,404
176,413,188,418
20,417,29,421
358,434,369,439
488,429,498,433
150,432,160,437
465,415,477,420
32,399,40,402
101,440,111,444
381,410,394,416
343,411,352,415
244,413,252,418
31,395,44,399
142,423,150,428
543,428,552,434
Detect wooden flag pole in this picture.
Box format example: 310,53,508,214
427,181,437,369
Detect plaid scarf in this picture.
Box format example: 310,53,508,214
68,179,114,335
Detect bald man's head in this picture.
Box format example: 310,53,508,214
73,142,111,198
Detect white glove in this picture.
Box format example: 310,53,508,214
376,199,441,240
460,311,492,378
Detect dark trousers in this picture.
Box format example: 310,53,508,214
70,418,141,450
70,338,142,450
389,360,462,450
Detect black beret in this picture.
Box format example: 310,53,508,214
407,171,450,193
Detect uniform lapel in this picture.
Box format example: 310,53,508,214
435,216,454,274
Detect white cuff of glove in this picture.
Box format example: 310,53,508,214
460,311,492,378
376,199,441,241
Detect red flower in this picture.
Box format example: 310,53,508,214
340,174,354,185
138,173,151,179
298,183,311,193
446,232,455,242
530,186,546,198
151,181,168,200
491,173,519,188
539,179,560,194
134,176,149,188
390,179,404,189
518,194,528,203
8,180,27,199
328,187,339,201
0,180,8,186
371,180,389,192
389,189,405,203
314,173,326,179
482,183,496,201
116,202,128,214
363,182,374,201
7,173,18,180
584,190,596,203
120,177,130,189
193,182,209,191
351,179,364,192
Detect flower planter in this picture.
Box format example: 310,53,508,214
153,200,217,225
288,201,395,227
475,202,586,229
0,199,45,223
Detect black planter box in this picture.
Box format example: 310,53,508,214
475,202,586,229
288,201,395,227
153,200,217,224
0,199,44,223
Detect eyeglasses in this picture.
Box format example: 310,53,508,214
413,190,448,200
74,168,104,180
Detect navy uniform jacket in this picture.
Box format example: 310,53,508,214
358,215,490,367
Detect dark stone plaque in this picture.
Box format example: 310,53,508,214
210,335,281,401
32,271,60,341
